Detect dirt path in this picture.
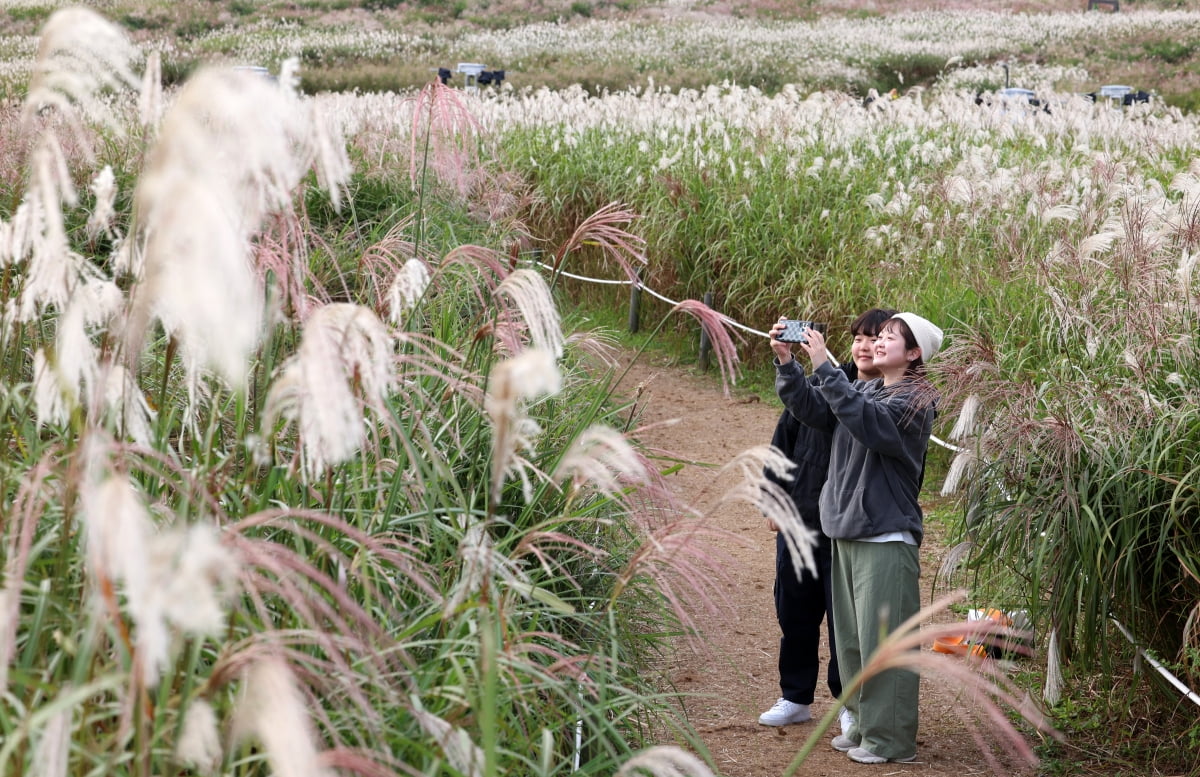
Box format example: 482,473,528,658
613,350,1038,777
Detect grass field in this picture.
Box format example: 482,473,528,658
1,2,1198,775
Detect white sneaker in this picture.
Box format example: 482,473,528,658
758,698,811,726
831,734,858,752
838,707,856,736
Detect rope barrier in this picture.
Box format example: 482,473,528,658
1110,618,1200,708
537,261,1198,708
534,260,962,452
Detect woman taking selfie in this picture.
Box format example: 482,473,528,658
769,312,942,765
758,308,895,735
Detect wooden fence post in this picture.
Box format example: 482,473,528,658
698,290,713,371
628,269,641,333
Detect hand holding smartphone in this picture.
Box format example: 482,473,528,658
775,320,827,344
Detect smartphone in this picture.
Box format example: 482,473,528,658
776,320,827,344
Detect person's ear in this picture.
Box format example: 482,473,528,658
907,348,921,362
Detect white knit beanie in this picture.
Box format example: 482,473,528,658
894,312,944,362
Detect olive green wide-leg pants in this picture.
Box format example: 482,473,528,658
831,539,920,761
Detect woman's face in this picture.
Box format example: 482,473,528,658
872,326,916,375
851,333,880,377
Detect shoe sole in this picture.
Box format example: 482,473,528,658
847,747,916,764
757,716,811,726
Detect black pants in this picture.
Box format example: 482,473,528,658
774,531,841,704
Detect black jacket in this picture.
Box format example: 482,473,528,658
765,362,857,530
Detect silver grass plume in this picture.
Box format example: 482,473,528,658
940,450,975,497
554,424,647,500
85,166,118,241
175,699,221,775
412,702,484,777
948,393,981,441
78,437,154,680
264,303,395,480
615,746,715,777
32,278,124,426
485,348,562,503
936,540,975,584
23,7,139,138
231,656,327,777
126,64,347,389
386,257,431,324
725,445,814,580
1044,627,1062,706
80,438,236,686
495,269,564,358
32,705,71,777
100,362,156,447
138,50,162,128
16,137,95,322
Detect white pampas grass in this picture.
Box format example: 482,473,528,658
138,50,162,129
495,269,564,358
948,393,981,441
940,449,976,497
32,705,71,777
33,349,71,427
386,258,431,324
615,746,715,777
486,348,562,502
175,699,222,775
100,362,156,447
264,303,395,480
1177,249,1198,292
127,62,349,390
1044,627,1062,706
719,445,813,579
1078,230,1120,260
81,439,235,686
23,7,139,135
232,657,325,777
79,442,154,676
148,524,237,638
85,166,117,241
126,66,299,387
555,424,647,499
18,137,77,320
412,705,484,777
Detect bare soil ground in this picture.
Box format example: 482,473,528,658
613,349,1040,777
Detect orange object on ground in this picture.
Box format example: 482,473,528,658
932,635,967,654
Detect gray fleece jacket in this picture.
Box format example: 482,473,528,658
775,358,935,545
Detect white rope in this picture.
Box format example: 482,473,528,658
535,259,959,450
545,265,632,286
1110,617,1200,707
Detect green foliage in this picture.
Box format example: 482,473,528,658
6,6,50,23
1025,658,1199,776
118,13,165,31
228,0,257,17
174,17,220,39
864,52,948,94
1142,39,1196,64
1164,88,1200,114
